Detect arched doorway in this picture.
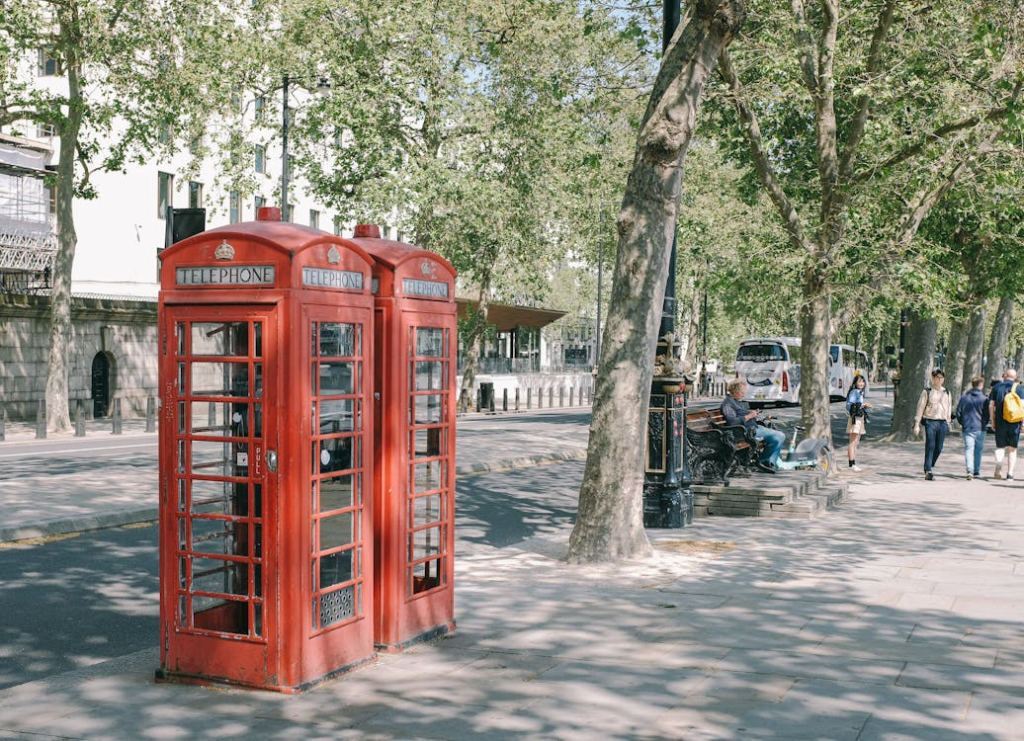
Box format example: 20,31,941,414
91,353,112,418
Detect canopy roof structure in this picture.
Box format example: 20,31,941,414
456,299,565,332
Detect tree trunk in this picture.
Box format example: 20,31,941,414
567,0,747,564
984,296,1014,379
458,285,490,413
963,303,987,386
888,309,937,441
1015,344,1024,375
944,318,968,398
799,264,832,441
44,7,83,433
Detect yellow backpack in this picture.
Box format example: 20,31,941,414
1003,382,1024,423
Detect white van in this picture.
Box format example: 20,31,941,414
734,337,802,407
829,344,871,401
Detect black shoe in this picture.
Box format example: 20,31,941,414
925,471,934,481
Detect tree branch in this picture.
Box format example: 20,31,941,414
718,48,812,255
790,0,819,93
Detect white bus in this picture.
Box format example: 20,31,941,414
829,344,871,401
734,337,802,407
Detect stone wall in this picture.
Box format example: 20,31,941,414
0,295,158,421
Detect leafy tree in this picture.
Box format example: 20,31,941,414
567,0,748,563
0,0,246,430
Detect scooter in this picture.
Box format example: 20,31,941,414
762,420,835,475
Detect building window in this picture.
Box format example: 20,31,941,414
157,172,173,219
158,124,171,145
255,96,265,116
36,123,56,138
189,135,203,155
333,216,342,236
188,181,203,209
229,191,240,223
309,209,320,229
255,145,266,173
255,195,266,214
37,48,61,77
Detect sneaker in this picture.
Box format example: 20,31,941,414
850,465,862,472
966,473,973,480
974,471,981,477
925,471,934,481
995,468,1004,480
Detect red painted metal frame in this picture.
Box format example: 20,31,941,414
157,216,376,691
354,227,458,651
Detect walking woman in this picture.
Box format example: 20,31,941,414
914,369,953,480
845,374,871,471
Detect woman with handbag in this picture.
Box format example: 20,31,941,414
845,374,870,472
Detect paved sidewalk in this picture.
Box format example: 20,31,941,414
3,400,1024,739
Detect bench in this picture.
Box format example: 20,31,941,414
685,408,759,485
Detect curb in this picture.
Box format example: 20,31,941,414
0,449,591,545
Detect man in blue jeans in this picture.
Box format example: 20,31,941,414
956,375,989,480
721,379,786,472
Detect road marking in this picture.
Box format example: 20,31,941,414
0,442,156,459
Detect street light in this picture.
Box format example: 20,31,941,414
281,74,330,221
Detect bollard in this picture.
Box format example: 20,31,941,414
547,387,552,408
0,406,5,442
502,388,508,412
570,387,575,407
558,387,564,408
146,395,157,432
515,387,520,412
489,389,495,413
526,388,532,410
36,398,47,440
112,398,123,435
538,388,543,409
75,399,86,437
476,387,482,413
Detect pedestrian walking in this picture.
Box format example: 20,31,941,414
956,375,989,480
845,374,870,472
988,368,1023,480
914,369,952,480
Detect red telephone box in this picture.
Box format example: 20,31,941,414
156,209,376,691
351,224,457,650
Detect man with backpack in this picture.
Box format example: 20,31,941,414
988,369,1024,480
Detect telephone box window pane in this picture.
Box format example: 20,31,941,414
178,480,187,511
410,527,443,560
319,361,354,395
320,512,354,550
413,462,443,493
413,394,442,424
253,364,262,397
190,322,249,356
190,362,250,397
253,322,262,357
412,428,444,458
190,479,231,515
319,323,356,357
191,557,248,597
411,494,443,528
178,401,187,434
191,439,231,474
413,361,444,391
319,585,355,627
176,323,186,355
189,402,232,436
190,517,234,554
177,363,187,392
317,437,355,474
319,399,353,433
411,559,442,595
321,475,354,513
415,327,445,357
253,483,262,519
319,549,353,589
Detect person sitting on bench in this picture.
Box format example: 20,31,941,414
720,379,786,473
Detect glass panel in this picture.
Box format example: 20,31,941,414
177,440,186,472
319,323,356,357
179,557,188,587
191,322,249,356
253,364,262,398
191,557,248,596
254,483,262,519
413,394,442,424
188,401,230,436
411,527,442,560
177,363,186,393
413,461,443,493
253,602,262,636
319,362,354,395
411,559,442,595
176,323,186,355
411,494,443,528
319,550,353,589
415,327,444,358
321,475,354,513
413,361,444,391
320,512,354,550
190,517,235,554
317,437,354,474
412,428,444,458
177,401,186,434
190,479,232,515
178,479,187,511
190,439,232,474
253,322,262,357
319,400,353,433
190,362,250,397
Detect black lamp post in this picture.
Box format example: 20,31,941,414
642,0,692,529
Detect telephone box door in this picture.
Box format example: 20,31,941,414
160,305,279,685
